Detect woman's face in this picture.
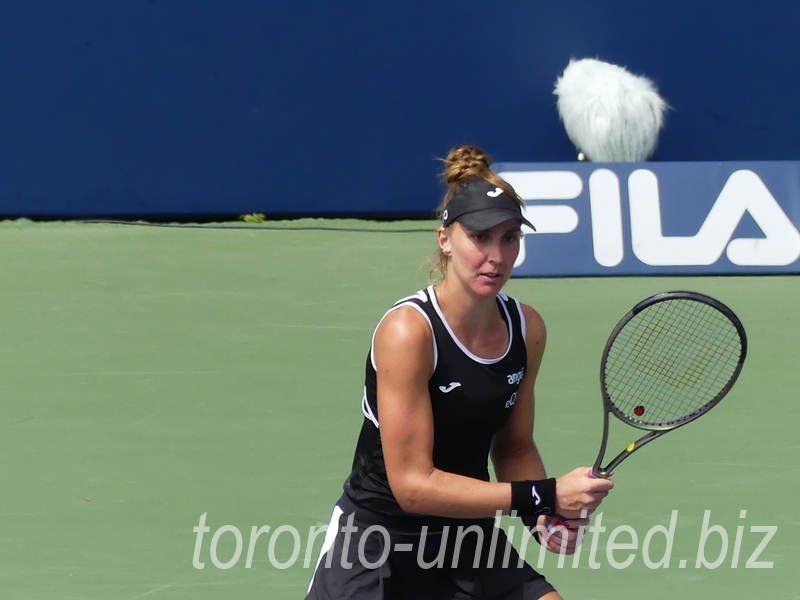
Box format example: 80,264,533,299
437,219,522,297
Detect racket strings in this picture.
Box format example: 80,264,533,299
604,299,743,426
611,318,735,422
610,303,739,422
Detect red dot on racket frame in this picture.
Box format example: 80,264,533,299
634,406,645,416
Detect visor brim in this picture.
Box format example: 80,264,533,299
456,208,536,232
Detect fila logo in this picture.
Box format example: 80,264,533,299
501,168,800,269
507,369,525,385
439,382,461,393
487,187,504,198
531,485,541,505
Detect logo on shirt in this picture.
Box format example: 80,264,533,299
507,368,525,385
438,382,461,393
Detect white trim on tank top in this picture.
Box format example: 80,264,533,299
427,284,513,365
369,301,439,374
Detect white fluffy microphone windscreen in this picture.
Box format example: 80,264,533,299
554,58,668,162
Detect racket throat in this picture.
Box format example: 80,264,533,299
592,412,613,478
597,429,666,476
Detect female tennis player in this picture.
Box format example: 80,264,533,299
306,146,614,600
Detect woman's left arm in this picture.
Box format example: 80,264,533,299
490,304,590,554
490,303,547,482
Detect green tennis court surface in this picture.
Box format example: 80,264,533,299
0,219,795,599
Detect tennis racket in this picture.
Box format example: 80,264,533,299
591,290,747,478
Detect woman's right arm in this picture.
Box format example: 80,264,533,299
373,306,515,519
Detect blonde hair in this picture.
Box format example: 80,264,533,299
428,145,523,282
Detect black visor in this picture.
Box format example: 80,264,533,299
441,179,535,231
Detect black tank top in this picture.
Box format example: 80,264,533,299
344,285,528,525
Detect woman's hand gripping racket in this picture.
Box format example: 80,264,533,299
590,291,747,478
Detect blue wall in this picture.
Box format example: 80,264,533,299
1,1,799,218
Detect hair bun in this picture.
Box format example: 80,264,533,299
442,145,493,184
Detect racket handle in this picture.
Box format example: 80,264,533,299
587,468,612,479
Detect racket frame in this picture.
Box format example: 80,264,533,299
591,291,747,478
